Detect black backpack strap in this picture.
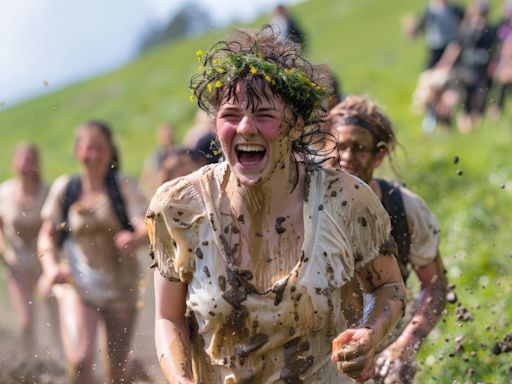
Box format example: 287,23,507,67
104,171,134,233
376,179,411,282
58,175,82,247
58,172,134,248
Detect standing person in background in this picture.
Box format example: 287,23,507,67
0,143,52,355
489,0,512,118
325,96,448,384
147,26,405,384
271,4,306,50
139,123,178,198
37,121,149,384
407,0,464,69
435,0,497,132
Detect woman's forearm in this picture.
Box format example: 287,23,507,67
156,318,194,384
360,282,406,345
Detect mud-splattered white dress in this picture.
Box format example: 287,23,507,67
0,179,48,274
147,162,392,384
41,174,148,309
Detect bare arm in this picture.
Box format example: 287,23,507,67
154,270,194,384
396,254,446,351
36,219,70,296
435,41,461,69
332,252,405,382
114,220,149,256
0,216,6,259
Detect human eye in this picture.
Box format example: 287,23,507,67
219,110,241,121
355,144,372,153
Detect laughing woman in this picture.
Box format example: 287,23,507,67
146,26,405,384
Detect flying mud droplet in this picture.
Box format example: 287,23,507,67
453,156,460,164
456,170,463,176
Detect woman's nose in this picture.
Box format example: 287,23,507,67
237,115,257,136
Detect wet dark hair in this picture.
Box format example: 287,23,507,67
75,120,121,172
328,96,397,156
190,25,334,164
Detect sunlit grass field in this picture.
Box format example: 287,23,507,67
1,0,511,382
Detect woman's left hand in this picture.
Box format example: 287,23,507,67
374,343,417,384
331,327,376,382
114,230,139,256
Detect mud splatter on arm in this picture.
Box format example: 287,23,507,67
355,250,406,346
395,254,447,352
154,271,194,384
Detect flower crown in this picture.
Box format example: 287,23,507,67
190,44,327,122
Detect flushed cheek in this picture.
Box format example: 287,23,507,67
216,121,237,149
258,122,282,142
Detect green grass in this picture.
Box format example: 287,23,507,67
1,0,511,382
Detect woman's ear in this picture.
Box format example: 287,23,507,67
372,147,386,168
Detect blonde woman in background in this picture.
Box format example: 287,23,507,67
0,143,51,354
37,121,149,384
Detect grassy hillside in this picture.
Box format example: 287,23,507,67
1,0,511,382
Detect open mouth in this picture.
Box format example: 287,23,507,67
235,144,266,167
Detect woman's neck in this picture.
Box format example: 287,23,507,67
80,168,107,192
17,175,39,195
227,156,303,217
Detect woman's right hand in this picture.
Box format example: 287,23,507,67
37,264,71,298
331,327,377,382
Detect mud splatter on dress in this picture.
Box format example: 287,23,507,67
147,162,392,383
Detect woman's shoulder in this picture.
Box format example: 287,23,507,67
0,178,16,195
313,166,373,204
146,164,223,222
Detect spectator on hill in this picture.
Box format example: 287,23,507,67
489,0,512,118
436,0,498,132
139,123,178,198
37,121,149,384
0,143,56,355
271,4,307,50
407,0,464,68
325,96,448,384
147,26,405,384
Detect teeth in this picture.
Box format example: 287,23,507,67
236,144,265,152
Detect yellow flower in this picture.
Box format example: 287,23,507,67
215,80,222,88
198,65,204,72
207,83,213,93
250,66,257,75
217,68,225,74
264,74,272,83
189,95,195,102
195,49,204,58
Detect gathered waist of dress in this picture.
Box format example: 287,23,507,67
63,240,140,309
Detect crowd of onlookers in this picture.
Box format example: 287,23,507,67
408,0,512,133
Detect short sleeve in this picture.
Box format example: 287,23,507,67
40,175,71,225
401,187,440,268
0,180,10,221
117,175,149,226
344,177,393,271
145,176,205,283
321,169,394,273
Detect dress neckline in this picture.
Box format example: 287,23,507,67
201,162,322,294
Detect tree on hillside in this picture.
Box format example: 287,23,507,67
138,4,214,53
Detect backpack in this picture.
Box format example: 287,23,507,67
376,179,411,283
58,171,134,246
